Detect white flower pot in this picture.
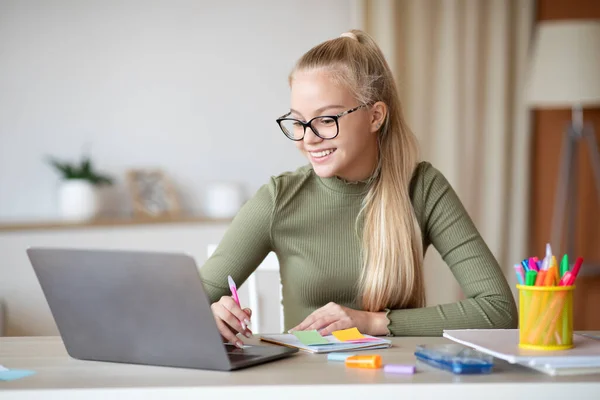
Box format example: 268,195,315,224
203,183,245,218
58,180,99,221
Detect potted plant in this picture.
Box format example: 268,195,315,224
47,155,114,221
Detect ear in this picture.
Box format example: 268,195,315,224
369,101,387,133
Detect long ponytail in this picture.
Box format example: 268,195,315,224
291,30,425,311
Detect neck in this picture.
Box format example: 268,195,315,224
336,169,376,183
337,146,379,182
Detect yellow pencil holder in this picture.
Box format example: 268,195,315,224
517,284,575,351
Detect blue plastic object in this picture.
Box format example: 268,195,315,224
414,344,494,374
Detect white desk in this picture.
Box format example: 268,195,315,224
1,336,599,399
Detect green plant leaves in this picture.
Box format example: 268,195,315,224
46,155,114,185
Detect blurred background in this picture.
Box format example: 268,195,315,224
0,0,598,336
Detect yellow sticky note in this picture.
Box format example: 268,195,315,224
332,327,365,342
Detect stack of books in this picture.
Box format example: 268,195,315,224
443,329,600,376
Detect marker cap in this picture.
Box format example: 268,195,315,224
345,355,382,369
384,364,415,374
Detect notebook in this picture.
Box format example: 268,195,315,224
260,333,392,354
526,363,600,376
442,329,600,375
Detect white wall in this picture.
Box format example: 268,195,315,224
0,0,357,220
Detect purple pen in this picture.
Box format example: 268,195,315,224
546,243,553,258
540,254,550,271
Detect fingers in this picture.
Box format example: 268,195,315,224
242,308,252,327
304,314,340,332
215,318,244,348
221,297,252,329
290,313,316,332
211,297,253,342
218,296,252,330
291,310,323,332
290,302,337,332
319,321,351,337
290,303,355,336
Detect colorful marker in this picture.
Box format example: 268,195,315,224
327,353,356,362
559,257,583,286
528,258,538,272
384,364,415,374
514,264,525,285
535,270,546,286
570,257,584,282
345,355,382,369
560,254,569,278
525,270,537,286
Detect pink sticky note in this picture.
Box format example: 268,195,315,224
345,338,380,343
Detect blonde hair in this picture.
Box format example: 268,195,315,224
290,30,425,312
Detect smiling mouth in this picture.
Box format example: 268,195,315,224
309,148,337,158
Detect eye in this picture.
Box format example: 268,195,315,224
292,121,303,127
317,118,336,126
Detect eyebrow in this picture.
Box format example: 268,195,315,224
289,105,346,119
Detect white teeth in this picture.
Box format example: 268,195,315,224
311,149,334,157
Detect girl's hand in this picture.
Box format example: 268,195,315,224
289,302,389,336
211,296,253,348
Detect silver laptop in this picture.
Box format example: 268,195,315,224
26,247,297,371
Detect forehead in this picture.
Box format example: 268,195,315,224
290,69,354,111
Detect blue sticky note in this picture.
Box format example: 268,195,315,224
0,369,36,381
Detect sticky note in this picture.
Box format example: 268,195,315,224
292,330,329,345
332,327,365,342
0,369,36,381
345,337,380,343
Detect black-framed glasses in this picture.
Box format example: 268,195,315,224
276,104,368,141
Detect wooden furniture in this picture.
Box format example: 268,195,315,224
0,215,230,233
1,335,599,399
531,0,600,330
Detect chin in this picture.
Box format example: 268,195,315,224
311,163,338,178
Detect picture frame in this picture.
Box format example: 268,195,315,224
126,169,181,218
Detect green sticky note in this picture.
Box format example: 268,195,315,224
292,330,329,345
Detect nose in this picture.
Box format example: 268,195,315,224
303,125,322,145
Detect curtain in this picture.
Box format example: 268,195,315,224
357,0,535,305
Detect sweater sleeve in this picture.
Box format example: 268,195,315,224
199,179,276,303
386,163,518,336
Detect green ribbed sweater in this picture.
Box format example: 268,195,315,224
200,162,518,336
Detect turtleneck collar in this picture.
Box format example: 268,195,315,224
316,172,372,195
